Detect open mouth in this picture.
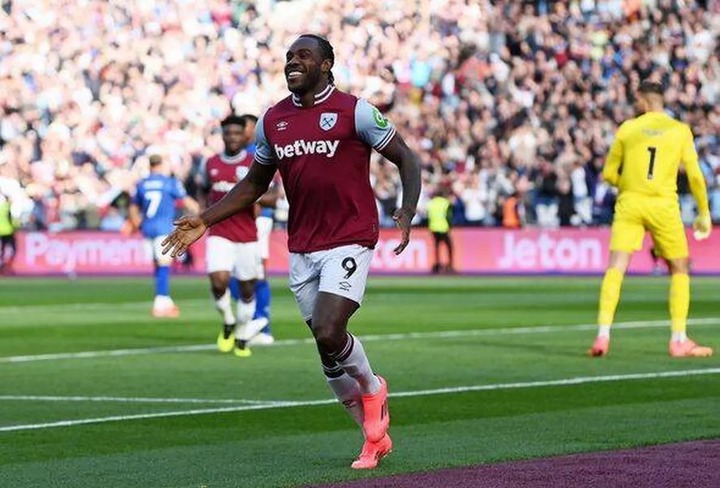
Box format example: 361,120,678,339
286,70,303,81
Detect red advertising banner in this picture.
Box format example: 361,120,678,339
9,227,720,276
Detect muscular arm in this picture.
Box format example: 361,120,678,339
378,133,422,254
355,98,421,216
378,134,422,216
199,161,277,227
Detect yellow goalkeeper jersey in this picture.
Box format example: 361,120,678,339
603,111,709,215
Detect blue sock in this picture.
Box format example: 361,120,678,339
254,280,272,334
229,278,240,301
155,266,170,296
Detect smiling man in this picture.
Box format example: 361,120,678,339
161,34,422,469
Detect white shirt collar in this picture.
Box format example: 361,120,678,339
220,150,247,164
291,84,335,108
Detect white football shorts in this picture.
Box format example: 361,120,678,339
145,235,172,266
289,244,373,321
206,235,263,281
256,215,273,260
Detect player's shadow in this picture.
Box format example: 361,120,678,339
473,338,666,359
465,338,609,359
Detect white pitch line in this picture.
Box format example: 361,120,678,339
0,344,213,363
1,368,718,433
0,299,211,313
388,368,720,398
2,317,719,364
0,395,277,405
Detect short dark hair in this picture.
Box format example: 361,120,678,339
220,114,245,129
239,114,258,125
298,34,335,84
639,80,664,95
148,154,163,166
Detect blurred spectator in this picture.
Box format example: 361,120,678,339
99,206,127,232
534,160,559,228
427,187,454,274
557,176,575,227
500,193,522,229
457,171,490,226
0,191,16,272
0,0,717,231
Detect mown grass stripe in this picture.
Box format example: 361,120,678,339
2,318,718,364
2,368,718,433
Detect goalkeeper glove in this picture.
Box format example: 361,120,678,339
692,214,712,241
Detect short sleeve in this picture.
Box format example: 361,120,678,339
254,111,276,166
355,98,397,151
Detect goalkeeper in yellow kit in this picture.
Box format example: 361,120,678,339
590,80,713,358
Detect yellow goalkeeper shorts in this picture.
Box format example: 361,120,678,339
610,194,688,259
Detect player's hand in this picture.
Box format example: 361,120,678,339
161,215,208,258
692,214,712,241
392,207,414,255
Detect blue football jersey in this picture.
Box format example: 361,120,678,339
134,174,187,238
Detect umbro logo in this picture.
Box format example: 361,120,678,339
277,121,288,131
339,281,352,292
210,169,219,176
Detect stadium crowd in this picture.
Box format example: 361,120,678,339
0,0,719,233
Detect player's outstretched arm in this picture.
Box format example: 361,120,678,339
379,134,422,255
162,162,277,257
203,161,277,224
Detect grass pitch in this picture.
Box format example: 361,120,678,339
1,275,719,487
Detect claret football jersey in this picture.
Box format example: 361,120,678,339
254,85,396,253
204,150,257,242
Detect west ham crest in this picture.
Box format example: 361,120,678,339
319,112,338,131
